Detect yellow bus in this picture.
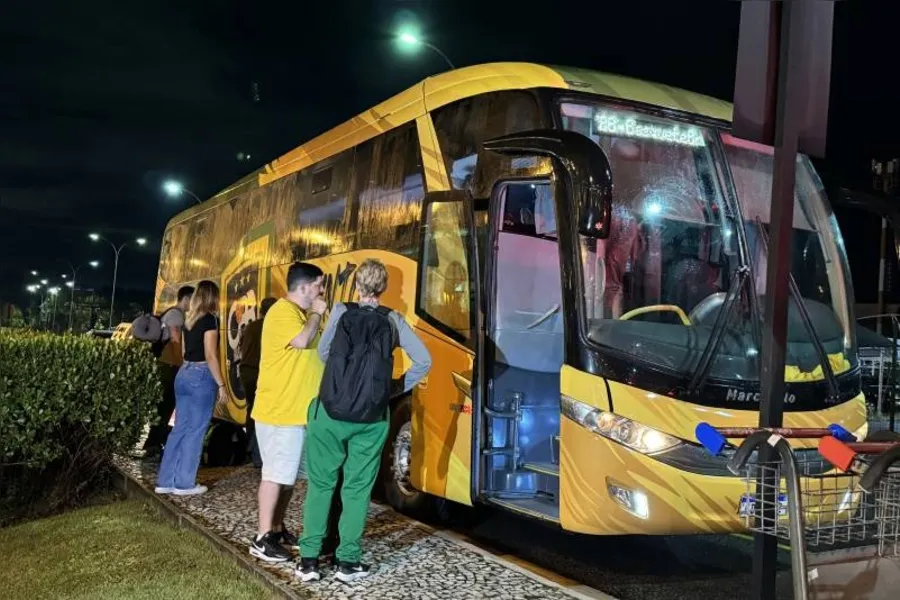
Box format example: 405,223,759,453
154,63,866,535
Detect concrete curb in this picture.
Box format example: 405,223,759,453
433,530,618,600
111,468,303,600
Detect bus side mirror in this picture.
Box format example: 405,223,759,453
483,129,612,239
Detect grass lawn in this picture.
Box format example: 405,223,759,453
0,499,279,600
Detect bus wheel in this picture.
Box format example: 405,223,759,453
383,396,429,515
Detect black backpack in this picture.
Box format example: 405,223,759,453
318,303,397,423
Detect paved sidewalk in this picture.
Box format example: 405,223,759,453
114,456,611,600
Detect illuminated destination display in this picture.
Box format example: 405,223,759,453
594,112,706,147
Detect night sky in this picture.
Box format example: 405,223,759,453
2,0,899,311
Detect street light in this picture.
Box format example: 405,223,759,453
162,180,202,204
89,232,144,329
30,270,38,276
40,279,48,285
396,30,455,69
64,259,100,331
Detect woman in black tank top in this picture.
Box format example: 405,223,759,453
156,280,227,496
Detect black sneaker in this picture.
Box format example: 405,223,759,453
277,525,298,547
250,532,292,563
295,557,321,582
334,560,370,583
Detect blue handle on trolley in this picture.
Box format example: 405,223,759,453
695,422,728,456
827,423,855,442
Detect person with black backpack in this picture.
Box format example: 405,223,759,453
141,285,194,457
297,258,431,583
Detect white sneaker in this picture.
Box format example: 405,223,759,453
154,486,176,494
172,485,208,496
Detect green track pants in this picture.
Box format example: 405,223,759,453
299,399,389,563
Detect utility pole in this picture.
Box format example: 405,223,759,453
732,1,834,597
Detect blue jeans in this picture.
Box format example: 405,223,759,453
157,362,217,489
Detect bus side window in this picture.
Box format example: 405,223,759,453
418,200,473,344
354,124,424,254
294,149,354,258
432,91,544,198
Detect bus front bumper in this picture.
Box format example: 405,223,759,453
560,418,749,535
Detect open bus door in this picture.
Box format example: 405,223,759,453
470,130,613,519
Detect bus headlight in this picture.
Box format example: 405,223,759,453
561,395,681,455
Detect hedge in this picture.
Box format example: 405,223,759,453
0,329,160,523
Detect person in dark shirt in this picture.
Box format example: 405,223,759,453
155,280,227,496
238,297,277,468
143,285,195,458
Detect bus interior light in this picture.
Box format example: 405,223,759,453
561,395,681,454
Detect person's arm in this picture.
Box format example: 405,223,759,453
394,315,432,393
287,297,326,349
169,326,182,347
202,319,227,402
288,313,321,349
317,303,347,362
162,308,183,347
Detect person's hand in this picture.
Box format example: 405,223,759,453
216,385,229,405
311,297,327,316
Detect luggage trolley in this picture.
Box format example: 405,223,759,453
694,423,896,599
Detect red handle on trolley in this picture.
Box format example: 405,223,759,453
818,436,859,472
818,436,900,491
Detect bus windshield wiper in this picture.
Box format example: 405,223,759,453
687,265,750,396
753,218,840,400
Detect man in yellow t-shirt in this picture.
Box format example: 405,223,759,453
249,262,326,564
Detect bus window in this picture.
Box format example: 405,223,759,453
432,91,545,198
355,124,424,254
158,227,177,283
501,183,557,239
722,135,856,372
561,103,737,324
294,149,354,258
561,102,744,376
419,200,472,342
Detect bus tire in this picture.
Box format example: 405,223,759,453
382,396,430,515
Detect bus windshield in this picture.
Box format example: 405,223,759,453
560,102,857,385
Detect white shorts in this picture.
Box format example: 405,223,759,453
255,422,306,486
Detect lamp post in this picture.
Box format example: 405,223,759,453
397,31,455,70
47,286,60,331
26,284,44,328
64,260,100,331
89,233,147,330
162,180,203,204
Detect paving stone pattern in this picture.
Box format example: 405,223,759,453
115,457,580,600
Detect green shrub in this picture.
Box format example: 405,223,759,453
0,330,160,523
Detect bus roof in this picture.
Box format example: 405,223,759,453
166,62,732,228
